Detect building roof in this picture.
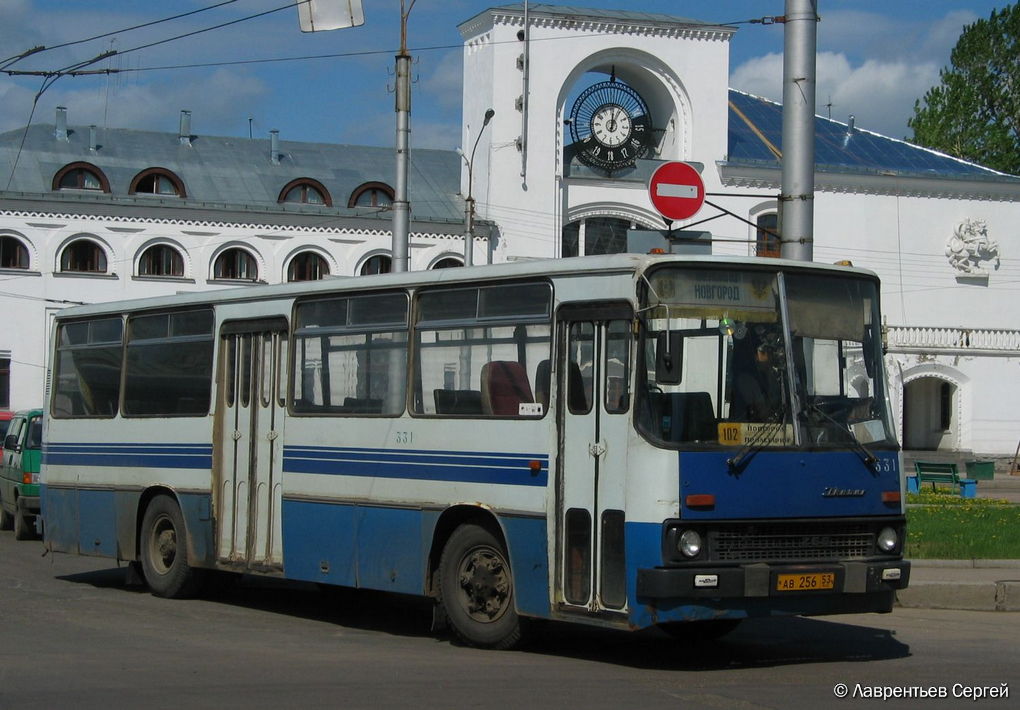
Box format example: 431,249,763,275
459,4,734,35
0,120,466,223
727,89,1020,183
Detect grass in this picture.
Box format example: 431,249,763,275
906,490,1020,559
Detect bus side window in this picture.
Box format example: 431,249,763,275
604,320,631,414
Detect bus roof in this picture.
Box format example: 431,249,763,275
52,254,880,320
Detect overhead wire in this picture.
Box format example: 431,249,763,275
0,0,242,70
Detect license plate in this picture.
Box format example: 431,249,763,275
776,572,836,592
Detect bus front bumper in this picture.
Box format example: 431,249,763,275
637,560,910,599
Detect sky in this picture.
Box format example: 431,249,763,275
0,1,1013,150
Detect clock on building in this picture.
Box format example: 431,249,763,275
569,79,654,174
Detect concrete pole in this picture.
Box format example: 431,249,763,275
780,0,817,262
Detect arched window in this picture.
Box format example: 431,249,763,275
213,248,258,281
561,217,631,257
756,213,780,258
278,178,332,206
349,182,394,208
52,162,110,192
0,236,29,270
359,254,391,276
130,168,186,198
287,251,330,282
138,244,185,278
431,257,463,269
60,239,107,273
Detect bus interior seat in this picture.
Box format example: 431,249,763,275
434,389,483,415
480,361,534,416
342,397,383,414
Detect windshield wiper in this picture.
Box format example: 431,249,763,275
804,402,878,468
727,404,788,472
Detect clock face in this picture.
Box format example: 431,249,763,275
569,80,653,174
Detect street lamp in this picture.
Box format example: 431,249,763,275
458,108,495,267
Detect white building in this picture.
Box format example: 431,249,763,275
1,3,1017,456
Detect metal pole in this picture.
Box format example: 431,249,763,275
463,108,494,267
391,1,415,273
779,0,817,262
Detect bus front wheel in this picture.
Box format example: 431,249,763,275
439,523,521,650
139,495,203,598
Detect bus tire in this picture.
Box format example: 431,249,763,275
438,523,521,650
139,495,203,598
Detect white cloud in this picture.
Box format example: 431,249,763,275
730,50,940,139
420,50,463,112
2,68,268,137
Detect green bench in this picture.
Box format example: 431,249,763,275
912,461,976,498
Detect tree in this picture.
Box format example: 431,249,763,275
909,4,1020,174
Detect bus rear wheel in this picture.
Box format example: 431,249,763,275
140,495,203,598
439,523,521,650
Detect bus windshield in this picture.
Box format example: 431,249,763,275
636,266,896,450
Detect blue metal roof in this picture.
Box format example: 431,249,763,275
727,90,1017,181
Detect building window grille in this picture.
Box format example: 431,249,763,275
279,179,332,206
349,182,395,208
138,244,185,277
359,254,392,276
213,248,258,281
53,162,110,192
131,169,185,197
287,252,330,282
60,239,107,273
756,213,780,258
0,236,29,270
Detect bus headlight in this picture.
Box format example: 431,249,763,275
677,529,702,558
877,527,899,553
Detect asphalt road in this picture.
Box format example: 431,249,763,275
1,533,1017,710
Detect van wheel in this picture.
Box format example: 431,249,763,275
438,523,521,650
13,508,34,540
140,495,203,598
0,494,13,531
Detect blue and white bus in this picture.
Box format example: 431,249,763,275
42,254,909,649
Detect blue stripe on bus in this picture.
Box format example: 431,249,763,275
283,446,549,487
43,442,213,470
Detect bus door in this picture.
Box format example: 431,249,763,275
215,318,288,571
556,303,633,614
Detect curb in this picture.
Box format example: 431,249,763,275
895,559,1020,611
896,581,1020,612
910,559,1020,569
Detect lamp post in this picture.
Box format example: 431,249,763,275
459,108,495,267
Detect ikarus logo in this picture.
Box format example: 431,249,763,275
822,487,866,498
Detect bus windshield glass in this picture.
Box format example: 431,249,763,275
636,266,896,450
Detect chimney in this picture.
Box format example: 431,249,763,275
89,125,97,152
179,110,192,146
55,106,68,141
270,129,281,164
846,114,855,134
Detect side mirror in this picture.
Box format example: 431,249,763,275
3,434,19,451
655,331,683,385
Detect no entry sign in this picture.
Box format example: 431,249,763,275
649,161,705,221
